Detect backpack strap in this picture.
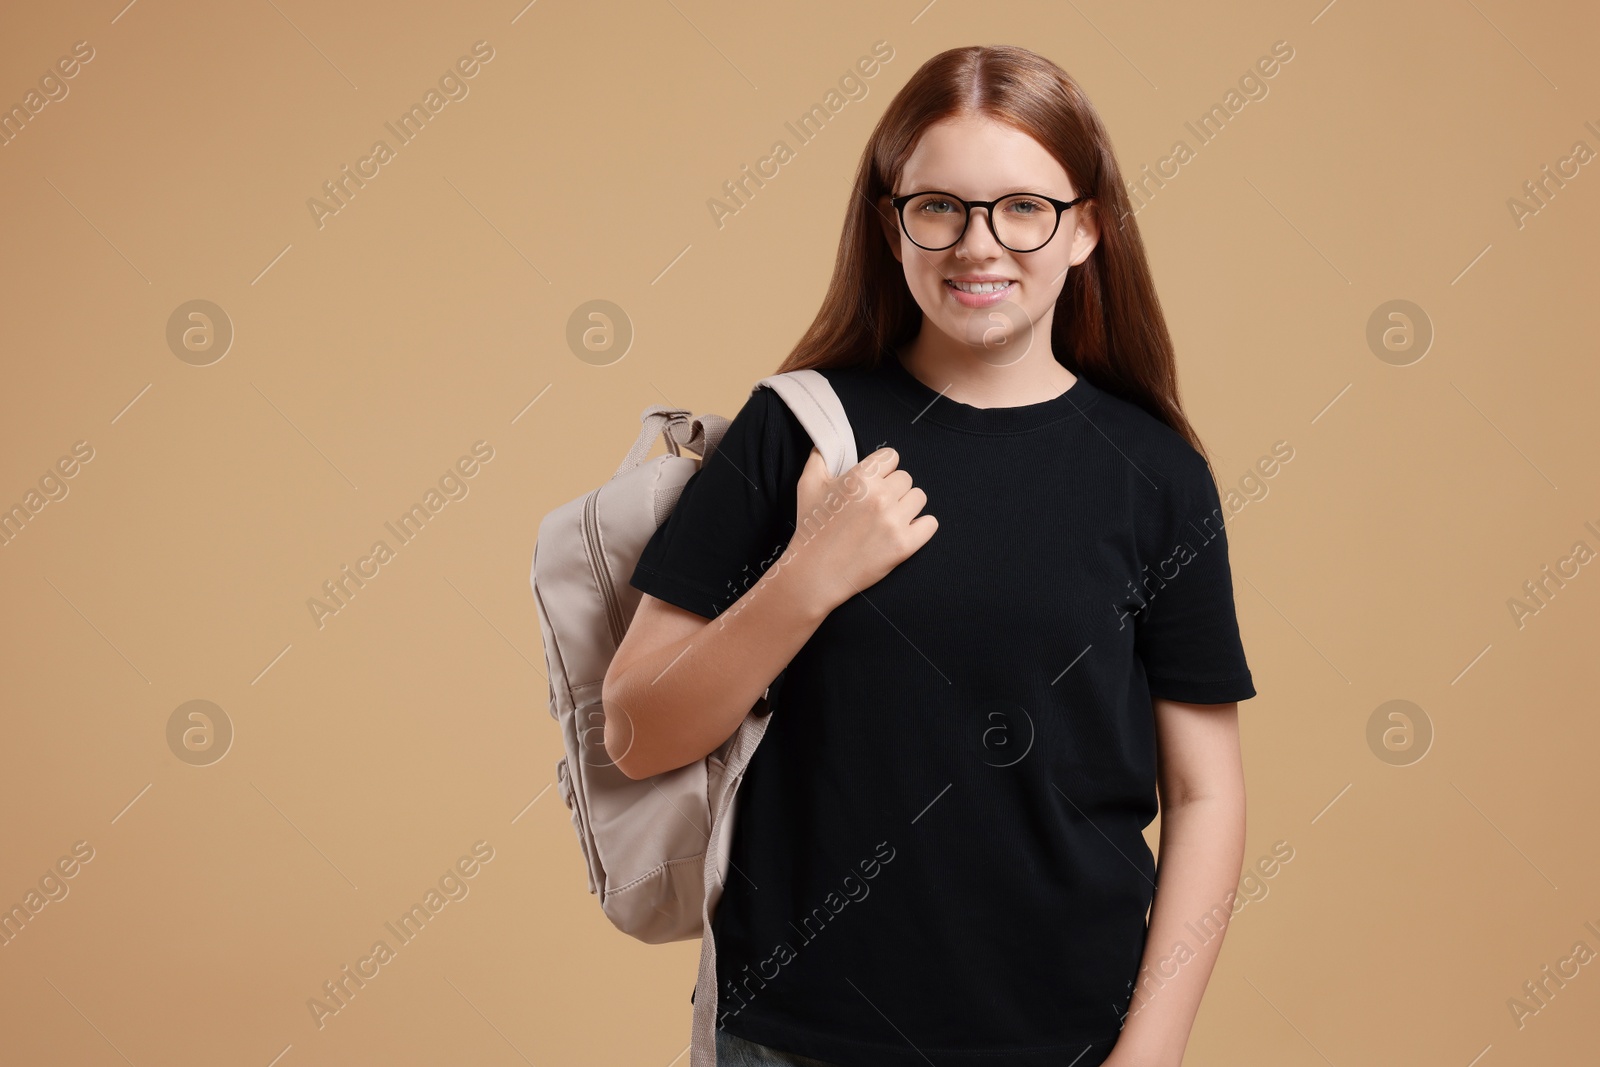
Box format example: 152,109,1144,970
611,408,729,481
616,369,858,483
749,369,858,478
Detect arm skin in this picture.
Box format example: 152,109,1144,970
601,542,833,781
1103,698,1247,1067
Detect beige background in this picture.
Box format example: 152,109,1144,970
1,0,1597,1064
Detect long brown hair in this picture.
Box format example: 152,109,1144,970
775,44,1209,462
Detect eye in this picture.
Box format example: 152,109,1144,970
918,197,958,215
1002,196,1049,216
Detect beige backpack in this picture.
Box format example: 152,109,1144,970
530,369,856,1064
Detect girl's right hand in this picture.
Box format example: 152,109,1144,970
785,445,938,616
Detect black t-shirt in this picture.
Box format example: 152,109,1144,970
629,353,1255,1067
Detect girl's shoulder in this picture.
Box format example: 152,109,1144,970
1073,380,1209,486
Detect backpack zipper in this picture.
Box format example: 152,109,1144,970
582,489,627,648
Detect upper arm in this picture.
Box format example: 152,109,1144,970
1135,445,1257,706
625,385,806,622
1153,697,1244,807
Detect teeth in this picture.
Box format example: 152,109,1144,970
948,280,1011,293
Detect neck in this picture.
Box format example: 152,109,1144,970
898,324,1076,408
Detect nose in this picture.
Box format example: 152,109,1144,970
956,205,1003,258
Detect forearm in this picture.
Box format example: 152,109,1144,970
1109,793,1247,1066
606,544,830,779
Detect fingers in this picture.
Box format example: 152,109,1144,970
855,445,901,480
891,486,932,530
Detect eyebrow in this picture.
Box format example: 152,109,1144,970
903,184,1061,196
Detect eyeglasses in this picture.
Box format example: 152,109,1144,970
889,190,1093,253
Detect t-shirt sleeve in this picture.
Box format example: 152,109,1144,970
1134,449,1257,704
629,385,804,621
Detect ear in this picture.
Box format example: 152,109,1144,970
1067,198,1102,269
875,194,904,265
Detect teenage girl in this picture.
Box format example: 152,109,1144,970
604,44,1256,1067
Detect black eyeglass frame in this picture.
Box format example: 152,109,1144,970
889,190,1094,252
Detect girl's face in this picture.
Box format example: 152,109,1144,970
878,114,1099,359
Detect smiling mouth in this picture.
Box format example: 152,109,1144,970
945,279,1014,294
